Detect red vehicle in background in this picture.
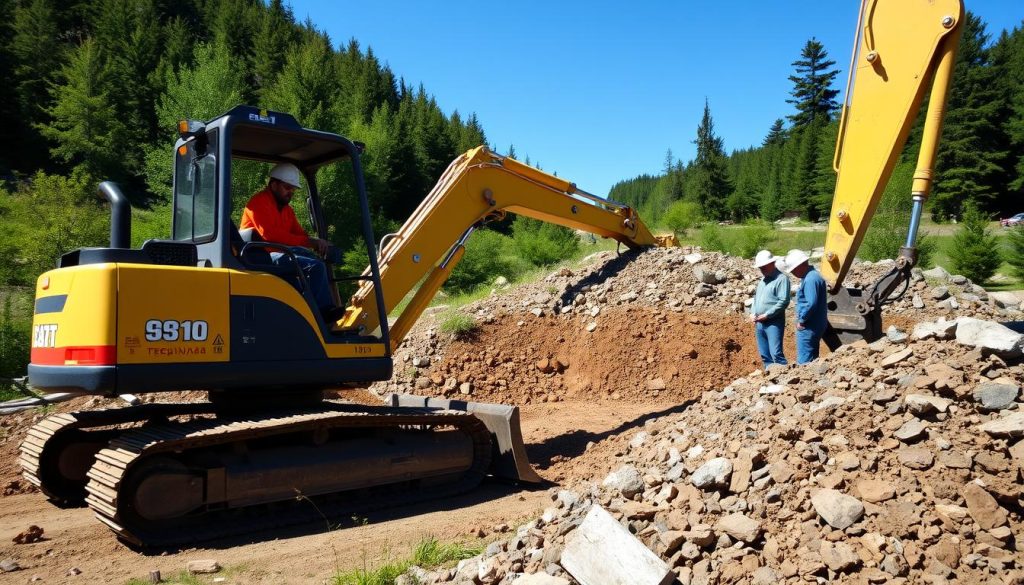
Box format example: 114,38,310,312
1001,213,1024,227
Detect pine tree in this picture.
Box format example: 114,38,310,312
12,0,61,123
948,202,1002,283
991,24,1024,202
144,43,246,202
91,0,163,178
209,0,258,101
39,39,125,181
931,13,1012,219
763,119,787,147
689,99,732,220
264,31,338,131
0,0,19,174
786,38,840,128
1006,225,1024,281
784,122,825,219
251,0,296,97
810,119,840,217
157,16,197,77
662,149,683,202
9,0,61,171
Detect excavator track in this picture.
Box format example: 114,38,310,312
82,406,492,547
19,403,218,504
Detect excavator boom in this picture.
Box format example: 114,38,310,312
340,146,667,346
823,0,963,343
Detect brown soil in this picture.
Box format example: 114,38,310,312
413,307,782,405
0,309,769,583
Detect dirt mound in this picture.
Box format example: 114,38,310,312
381,308,764,406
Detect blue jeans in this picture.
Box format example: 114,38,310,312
271,247,336,313
796,326,824,364
755,318,787,368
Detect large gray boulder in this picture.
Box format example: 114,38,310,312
602,465,644,498
954,317,1024,357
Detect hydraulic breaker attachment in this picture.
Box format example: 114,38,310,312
387,394,543,484
825,248,915,348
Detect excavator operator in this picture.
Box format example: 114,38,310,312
241,163,344,320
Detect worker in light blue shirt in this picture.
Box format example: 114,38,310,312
783,249,828,364
751,250,790,368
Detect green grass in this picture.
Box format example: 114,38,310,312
0,381,26,402
438,311,478,337
330,537,482,585
124,564,249,585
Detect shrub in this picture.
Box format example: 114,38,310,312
1006,225,1024,281
948,203,1001,284
18,171,108,278
699,222,726,253
0,294,31,397
734,221,775,259
511,216,579,267
444,229,527,294
661,200,703,236
860,210,936,268
861,210,908,262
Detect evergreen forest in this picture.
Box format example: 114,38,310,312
610,14,1024,229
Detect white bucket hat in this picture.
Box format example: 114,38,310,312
782,249,810,272
753,249,777,269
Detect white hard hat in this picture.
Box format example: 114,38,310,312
753,250,777,268
782,249,810,272
269,163,302,188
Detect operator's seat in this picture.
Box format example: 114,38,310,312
230,224,288,276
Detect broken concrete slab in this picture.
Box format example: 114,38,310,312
561,505,673,585
954,317,1024,357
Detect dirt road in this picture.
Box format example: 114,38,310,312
0,399,684,584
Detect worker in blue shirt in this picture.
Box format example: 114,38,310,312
783,249,828,364
750,250,790,368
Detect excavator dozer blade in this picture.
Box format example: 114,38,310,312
387,394,543,484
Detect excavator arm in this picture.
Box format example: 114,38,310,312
338,146,669,347
822,0,963,343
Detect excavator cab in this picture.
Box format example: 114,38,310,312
30,106,394,397
171,106,389,340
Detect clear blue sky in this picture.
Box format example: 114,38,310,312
289,1,1022,198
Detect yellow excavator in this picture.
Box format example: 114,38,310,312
20,106,668,546
19,0,962,546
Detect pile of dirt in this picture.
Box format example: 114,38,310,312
378,308,761,406
374,247,1021,405
417,317,1024,585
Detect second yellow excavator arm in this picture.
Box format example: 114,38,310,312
338,146,669,347
823,0,963,287
821,0,963,343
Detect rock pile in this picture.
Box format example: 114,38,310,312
399,316,1024,584
373,247,1022,402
